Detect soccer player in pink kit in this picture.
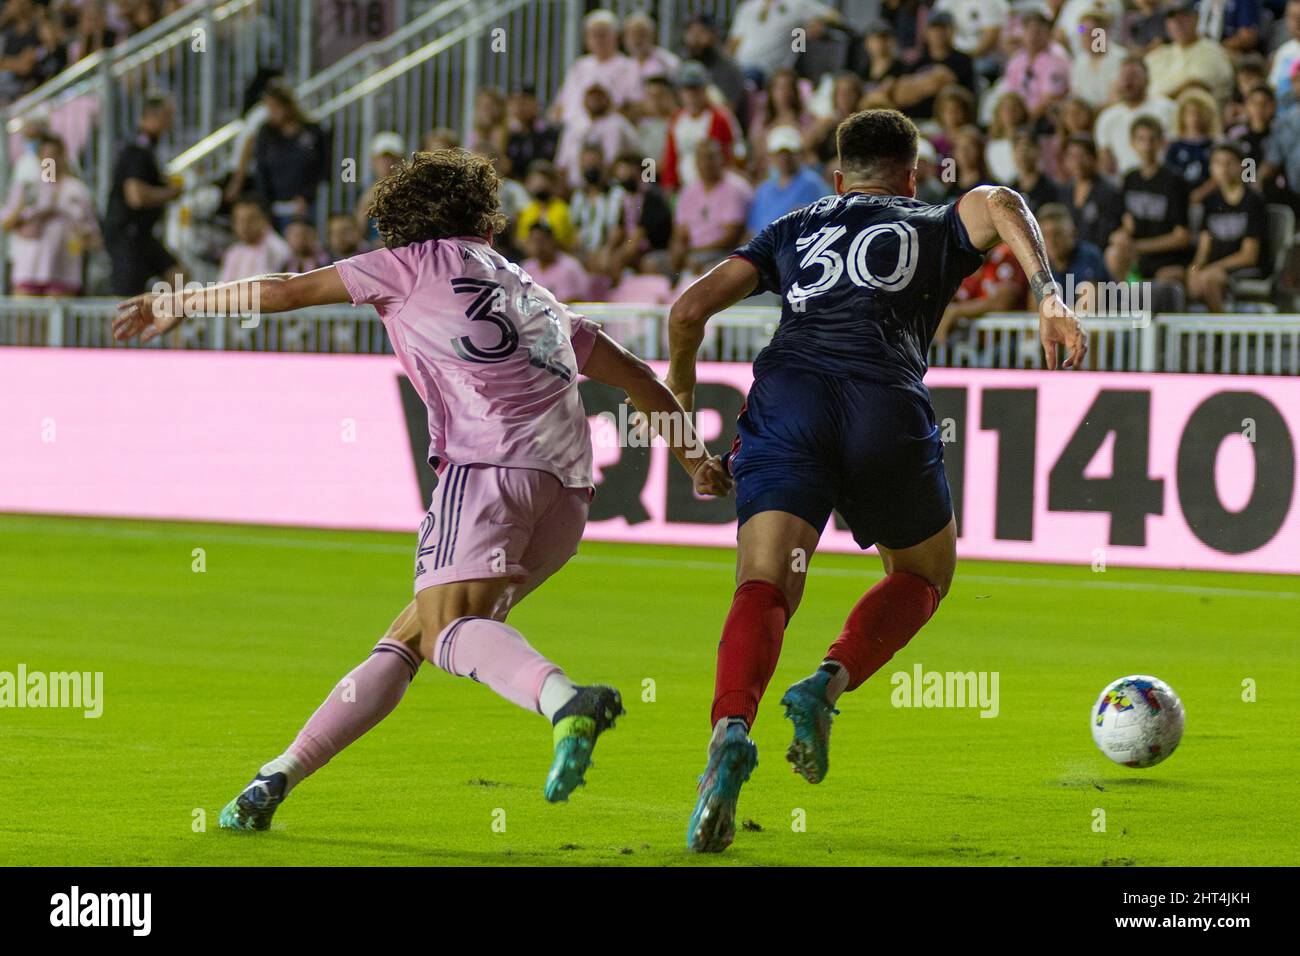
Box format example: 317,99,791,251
114,149,731,829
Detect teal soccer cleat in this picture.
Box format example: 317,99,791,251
687,721,758,853
544,685,624,803
218,772,287,831
780,671,839,784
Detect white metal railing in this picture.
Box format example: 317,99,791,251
166,0,483,213
1160,314,1300,376
5,299,1299,373
1,0,306,211
162,0,579,256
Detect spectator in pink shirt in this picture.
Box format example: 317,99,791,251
219,199,292,284
555,83,640,190
0,134,100,296
669,139,754,275
550,10,640,128
1004,6,1072,121
623,11,679,102
522,222,591,303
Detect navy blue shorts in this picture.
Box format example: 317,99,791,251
727,367,953,551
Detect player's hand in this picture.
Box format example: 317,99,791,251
1038,292,1088,370
691,455,733,497
114,292,182,343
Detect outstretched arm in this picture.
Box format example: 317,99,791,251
114,266,351,342
957,186,1088,370
665,256,759,411
582,330,732,497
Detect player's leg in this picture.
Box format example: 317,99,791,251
218,599,428,831
688,368,836,852
819,517,955,701
219,467,604,830
689,509,823,853
782,384,955,784
416,468,622,802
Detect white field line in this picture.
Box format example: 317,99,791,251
1,517,1296,601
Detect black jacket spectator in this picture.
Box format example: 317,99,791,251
104,101,180,297
1120,163,1192,274
904,47,974,120
254,122,329,224
506,122,560,178
1203,185,1270,270
1066,176,1124,251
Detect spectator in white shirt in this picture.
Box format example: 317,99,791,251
932,0,1008,59
1095,55,1178,175
1055,0,1126,54
1071,5,1128,108
1269,0,1300,106
1145,0,1235,103
727,0,839,81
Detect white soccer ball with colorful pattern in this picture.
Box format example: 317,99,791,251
1090,676,1184,768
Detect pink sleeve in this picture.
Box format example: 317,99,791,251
570,313,601,371
334,243,424,315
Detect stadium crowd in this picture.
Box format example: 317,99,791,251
1,0,178,102
7,0,1300,323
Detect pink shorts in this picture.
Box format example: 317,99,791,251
413,463,591,601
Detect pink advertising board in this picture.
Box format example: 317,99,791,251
1,348,1295,574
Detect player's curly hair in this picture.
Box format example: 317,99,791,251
366,148,507,248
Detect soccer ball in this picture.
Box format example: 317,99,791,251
1090,675,1184,768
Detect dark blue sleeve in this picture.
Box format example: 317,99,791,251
945,198,986,257
732,219,783,296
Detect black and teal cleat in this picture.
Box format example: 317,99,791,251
218,772,287,831
544,685,625,803
780,671,839,784
687,722,758,853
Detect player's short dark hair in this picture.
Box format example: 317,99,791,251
836,109,918,185
1129,114,1164,140
367,148,507,248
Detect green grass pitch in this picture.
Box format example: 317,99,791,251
0,512,1296,867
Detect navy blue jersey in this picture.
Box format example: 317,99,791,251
734,192,987,397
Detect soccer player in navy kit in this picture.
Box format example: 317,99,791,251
667,109,1089,854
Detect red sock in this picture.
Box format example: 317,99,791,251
825,572,940,692
711,579,790,728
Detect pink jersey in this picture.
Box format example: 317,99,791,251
335,237,598,488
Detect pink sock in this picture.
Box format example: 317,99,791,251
285,638,420,778
429,616,562,714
